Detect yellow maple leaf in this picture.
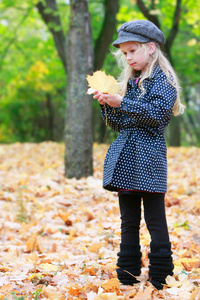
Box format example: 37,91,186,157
40,263,59,272
86,70,119,95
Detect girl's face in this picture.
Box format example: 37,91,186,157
120,41,155,73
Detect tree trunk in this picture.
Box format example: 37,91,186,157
64,0,93,178
169,116,181,146
92,105,107,143
46,93,54,140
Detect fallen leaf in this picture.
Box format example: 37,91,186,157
39,263,59,272
68,284,82,296
101,278,120,292
25,234,45,253
0,143,199,299
82,267,97,276
95,292,118,300
166,275,182,287
88,243,104,253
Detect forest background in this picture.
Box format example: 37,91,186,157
0,0,200,178
0,1,200,298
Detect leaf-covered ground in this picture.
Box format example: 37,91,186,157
0,143,199,300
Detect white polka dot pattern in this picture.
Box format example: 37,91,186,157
101,65,177,193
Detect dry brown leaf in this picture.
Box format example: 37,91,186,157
174,258,200,269
189,289,199,300
68,284,82,296
87,211,95,221
95,292,119,300
51,243,57,252
88,243,104,253
40,286,59,299
82,266,97,276
101,278,121,292
0,143,199,299
26,252,40,262
132,289,146,300
142,286,154,299
25,234,45,253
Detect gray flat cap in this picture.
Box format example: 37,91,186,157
112,20,165,48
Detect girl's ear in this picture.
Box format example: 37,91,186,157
148,42,156,54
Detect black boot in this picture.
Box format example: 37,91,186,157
116,243,142,285
148,242,174,290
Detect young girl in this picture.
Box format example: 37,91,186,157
93,20,185,290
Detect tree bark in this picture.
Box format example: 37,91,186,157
169,115,181,146
165,0,182,146
46,93,54,140
136,0,160,28
64,0,93,178
165,0,182,59
37,0,93,178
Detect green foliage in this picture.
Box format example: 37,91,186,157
0,1,66,142
117,1,144,25
33,288,42,300
89,1,104,45
173,220,191,230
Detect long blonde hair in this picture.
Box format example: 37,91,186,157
113,42,185,116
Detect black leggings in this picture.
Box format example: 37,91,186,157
118,191,170,245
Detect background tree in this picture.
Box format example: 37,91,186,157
37,0,94,178
64,0,93,178
36,0,119,178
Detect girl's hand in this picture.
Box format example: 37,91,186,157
93,91,107,105
93,91,122,107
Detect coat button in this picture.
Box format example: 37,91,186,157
123,105,127,110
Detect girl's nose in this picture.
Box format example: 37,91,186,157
126,52,132,60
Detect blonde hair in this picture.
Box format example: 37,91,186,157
113,42,185,116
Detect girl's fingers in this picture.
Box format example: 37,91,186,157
93,91,102,99
93,91,108,105
100,99,106,105
98,97,106,104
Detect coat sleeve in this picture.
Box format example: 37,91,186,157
100,104,123,132
119,73,177,127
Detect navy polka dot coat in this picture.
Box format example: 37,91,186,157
101,65,177,193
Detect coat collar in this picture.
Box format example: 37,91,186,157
128,64,162,87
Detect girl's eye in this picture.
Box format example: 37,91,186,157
131,50,135,53
123,52,127,56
